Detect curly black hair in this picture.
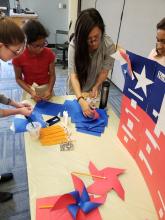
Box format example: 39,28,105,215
23,19,49,44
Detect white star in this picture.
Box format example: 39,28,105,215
134,66,153,96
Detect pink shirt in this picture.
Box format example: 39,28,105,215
148,49,165,66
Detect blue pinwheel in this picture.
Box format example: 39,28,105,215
68,187,101,219
51,174,103,220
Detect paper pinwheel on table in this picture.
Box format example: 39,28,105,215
36,174,104,220
87,162,125,200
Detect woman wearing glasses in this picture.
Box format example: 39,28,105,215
0,17,32,203
68,8,115,117
13,20,56,102
0,17,32,117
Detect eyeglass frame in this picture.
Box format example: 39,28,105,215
29,40,48,49
4,39,27,56
87,34,102,45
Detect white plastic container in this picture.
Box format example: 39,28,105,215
26,121,41,140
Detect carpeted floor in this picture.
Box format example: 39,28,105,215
0,60,122,220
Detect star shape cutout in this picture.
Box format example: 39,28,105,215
87,162,125,200
134,66,153,96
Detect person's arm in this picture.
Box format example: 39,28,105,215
0,107,32,117
70,73,82,98
90,36,115,98
90,69,109,98
42,62,56,100
14,65,41,102
71,73,94,117
0,99,33,117
68,41,94,117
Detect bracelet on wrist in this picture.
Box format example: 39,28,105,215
77,96,84,102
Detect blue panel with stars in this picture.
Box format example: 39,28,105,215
123,51,157,112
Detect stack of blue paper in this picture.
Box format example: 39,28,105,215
64,100,108,136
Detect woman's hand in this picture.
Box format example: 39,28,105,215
42,90,52,101
17,106,33,116
9,100,33,109
89,85,99,98
79,98,94,118
14,102,32,108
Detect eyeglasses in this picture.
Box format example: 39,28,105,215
30,40,48,49
4,43,26,56
87,34,101,45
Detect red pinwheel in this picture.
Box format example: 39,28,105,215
87,162,125,200
49,174,103,220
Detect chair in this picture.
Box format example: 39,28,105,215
0,0,10,16
55,30,69,69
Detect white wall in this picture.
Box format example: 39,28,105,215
9,0,69,44
81,0,165,90
68,0,78,37
81,0,96,10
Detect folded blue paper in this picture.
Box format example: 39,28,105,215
77,128,102,136
63,99,108,136
14,111,46,133
34,100,64,116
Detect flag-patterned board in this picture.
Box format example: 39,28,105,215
116,50,165,220
123,51,156,112
117,95,144,157
147,63,165,126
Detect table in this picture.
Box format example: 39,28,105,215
9,9,38,27
24,95,158,220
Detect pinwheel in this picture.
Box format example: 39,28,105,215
51,174,103,219
87,162,125,200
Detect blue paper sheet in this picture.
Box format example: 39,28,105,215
34,101,64,116
14,111,46,133
77,128,102,136
76,122,105,132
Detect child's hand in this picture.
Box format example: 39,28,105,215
42,90,52,100
30,90,42,102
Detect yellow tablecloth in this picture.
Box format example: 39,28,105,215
24,96,158,220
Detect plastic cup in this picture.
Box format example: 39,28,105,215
26,121,41,140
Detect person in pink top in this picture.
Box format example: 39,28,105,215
13,20,56,102
148,17,165,66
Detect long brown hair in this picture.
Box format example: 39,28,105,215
74,8,105,88
0,17,25,45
